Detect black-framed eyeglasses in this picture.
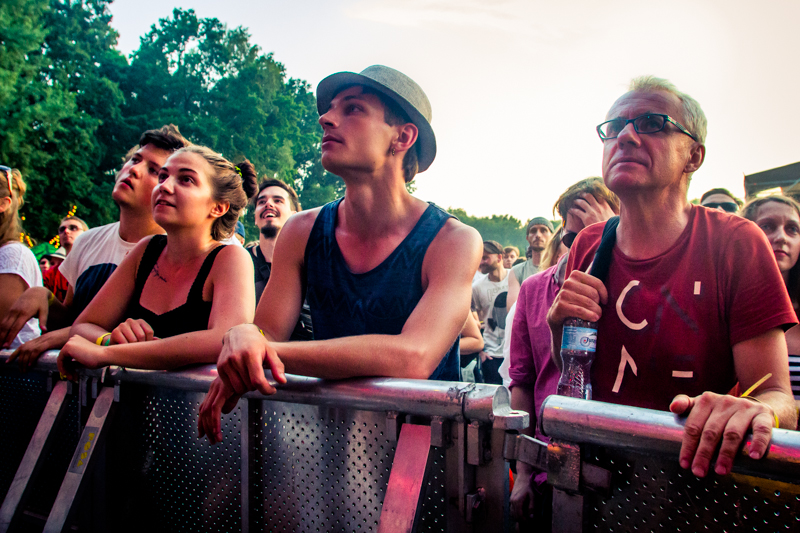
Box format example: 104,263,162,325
0,165,12,195
596,113,697,142
702,201,739,213
561,229,578,249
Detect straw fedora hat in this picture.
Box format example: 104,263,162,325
316,65,436,172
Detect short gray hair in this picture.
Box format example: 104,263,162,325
629,76,707,144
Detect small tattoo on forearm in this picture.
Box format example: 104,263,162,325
151,262,168,283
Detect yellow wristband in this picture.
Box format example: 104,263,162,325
47,291,56,306
740,396,779,428
96,333,111,346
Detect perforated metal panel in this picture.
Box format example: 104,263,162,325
0,371,50,501
418,446,447,531
250,402,394,532
0,370,81,519
584,449,800,531
112,385,243,533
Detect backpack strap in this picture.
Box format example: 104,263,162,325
588,216,620,283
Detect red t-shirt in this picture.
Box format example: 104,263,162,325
43,265,69,303
566,205,797,410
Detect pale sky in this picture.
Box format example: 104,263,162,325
109,0,800,221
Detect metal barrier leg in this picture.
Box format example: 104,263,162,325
43,386,116,533
0,380,70,533
552,489,583,533
377,423,432,533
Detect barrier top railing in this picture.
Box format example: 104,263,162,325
541,395,800,480
0,350,528,429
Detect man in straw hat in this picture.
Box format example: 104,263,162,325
199,66,482,442
548,76,796,482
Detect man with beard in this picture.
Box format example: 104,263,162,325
507,217,554,311
249,179,301,304
472,240,509,384
248,179,312,340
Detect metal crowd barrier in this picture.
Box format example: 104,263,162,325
1,349,799,532
538,395,800,532
0,350,526,532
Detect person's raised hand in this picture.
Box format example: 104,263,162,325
110,318,154,345
569,193,617,228
670,392,775,477
547,270,608,328
0,287,51,348
216,324,286,398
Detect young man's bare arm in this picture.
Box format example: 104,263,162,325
220,217,481,382
507,271,521,312
200,219,482,443
459,312,484,356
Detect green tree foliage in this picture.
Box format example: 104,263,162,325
120,8,341,233
1,0,127,241
1,3,364,244
447,208,530,252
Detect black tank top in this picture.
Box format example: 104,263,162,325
304,198,461,381
127,235,224,338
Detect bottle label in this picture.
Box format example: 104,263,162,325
561,326,597,352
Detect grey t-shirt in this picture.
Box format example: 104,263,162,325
511,259,539,285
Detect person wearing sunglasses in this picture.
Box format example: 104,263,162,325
42,217,89,303
0,166,43,349
700,187,743,214
508,177,618,524
548,76,796,484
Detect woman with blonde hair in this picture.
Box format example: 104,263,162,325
0,166,43,348
59,146,258,376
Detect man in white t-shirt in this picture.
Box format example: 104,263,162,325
471,240,509,384
0,126,190,366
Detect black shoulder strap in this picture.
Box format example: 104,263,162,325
134,235,168,293
588,216,620,283
188,244,225,301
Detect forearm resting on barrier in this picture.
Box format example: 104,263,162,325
58,330,229,380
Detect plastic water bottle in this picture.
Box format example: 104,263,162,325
557,317,597,399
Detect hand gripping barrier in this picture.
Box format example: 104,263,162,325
535,395,800,532
4,350,799,532
0,350,528,532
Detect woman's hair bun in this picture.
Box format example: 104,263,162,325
237,159,259,200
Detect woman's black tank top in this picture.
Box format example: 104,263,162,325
126,235,223,338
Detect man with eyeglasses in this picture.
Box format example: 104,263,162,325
700,187,743,214
547,76,797,482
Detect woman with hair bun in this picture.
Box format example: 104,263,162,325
59,146,258,376
0,166,43,348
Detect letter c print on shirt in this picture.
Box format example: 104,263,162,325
616,280,647,330
611,280,644,394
